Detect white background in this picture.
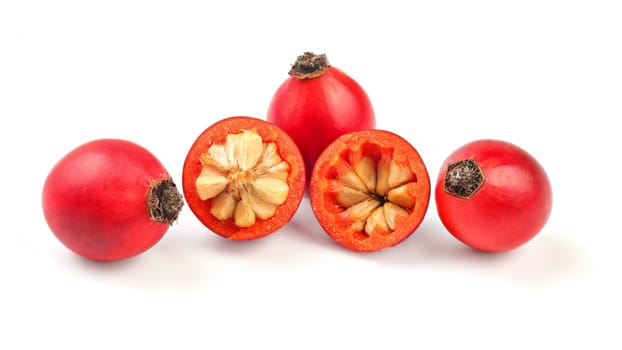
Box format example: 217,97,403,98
1,1,621,349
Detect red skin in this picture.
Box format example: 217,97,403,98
42,139,175,261
267,66,375,180
435,139,553,252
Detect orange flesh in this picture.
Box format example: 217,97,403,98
310,130,430,252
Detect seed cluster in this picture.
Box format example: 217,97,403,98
331,148,418,236
195,130,290,228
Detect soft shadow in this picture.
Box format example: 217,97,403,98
61,228,211,291
206,229,274,254
202,200,345,266
356,219,473,264
285,200,342,251
367,222,586,283
504,233,587,283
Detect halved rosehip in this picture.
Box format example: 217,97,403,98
310,130,431,252
182,116,306,240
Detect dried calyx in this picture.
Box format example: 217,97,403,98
148,177,184,225
443,158,485,199
331,146,418,236
288,52,331,79
194,130,290,228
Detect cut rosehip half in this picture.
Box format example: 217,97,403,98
182,116,306,240
310,130,431,252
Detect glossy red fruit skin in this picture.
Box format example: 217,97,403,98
42,139,178,261
435,139,553,252
267,65,375,180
